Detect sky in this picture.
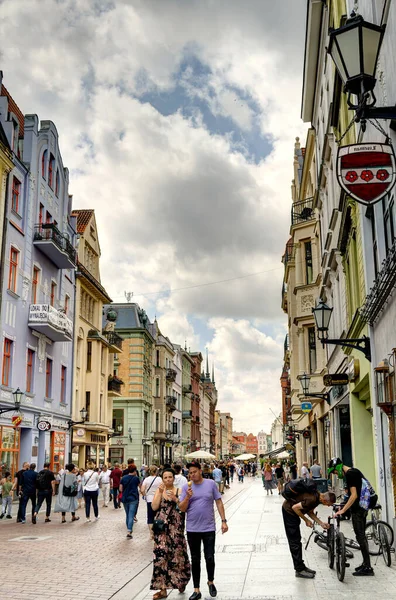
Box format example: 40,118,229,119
0,0,308,434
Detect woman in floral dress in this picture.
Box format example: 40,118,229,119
150,468,191,599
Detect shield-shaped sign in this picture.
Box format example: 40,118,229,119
337,143,396,205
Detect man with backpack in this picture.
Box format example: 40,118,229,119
282,478,336,579
33,462,56,523
329,457,376,577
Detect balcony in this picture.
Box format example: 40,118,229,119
282,240,295,266
108,376,124,396
102,330,123,352
291,197,314,226
28,304,73,342
361,237,396,325
183,384,192,393
166,396,177,412
33,224,76,269
182,410,192,419
166,368,177,382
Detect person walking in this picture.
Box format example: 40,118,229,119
290,462,298,480
263,463,273,495
237,465,244,483
310,459,323,480
179,461,228,600
99,464,111,507
54,463,79,523
33,462,56,523
202,464,213,479
0,472,13,519
174,464,188,489
76,468,84,509
300,462,309,479
110,462,123,508
229,463,235,483
83,461,100,522
150,468,191,599
282,478,335,578
275,463,285,495
20,463,38,524
12,462,29,522
329,458,375,577
119,465,141,538
212,464,222,492
140,465,162,538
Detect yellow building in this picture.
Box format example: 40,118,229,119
0,123,14,312
71,210,122,467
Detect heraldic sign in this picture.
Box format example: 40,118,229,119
337,143,396,206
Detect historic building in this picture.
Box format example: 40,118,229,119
0,121,14,319
70,210,119,467
0,78,77,476
245,433,258,456
190,352,203,452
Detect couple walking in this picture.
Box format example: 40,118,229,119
151,461,228,600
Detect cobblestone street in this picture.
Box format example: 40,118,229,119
2,477,396,600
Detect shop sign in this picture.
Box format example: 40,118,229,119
337,143,396,206
37,419,52,431
301,401,312,413
90,434,106,444
12,415,23,427
76,428,85,437
323,373,349,386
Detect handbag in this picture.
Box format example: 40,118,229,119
63,475,78,497
82,470,95,492
152,489,178,535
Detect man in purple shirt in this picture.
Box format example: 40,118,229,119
179,461,228,600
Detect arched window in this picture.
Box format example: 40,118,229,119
41,150,48,179
48,154,55,189
55,169,60,197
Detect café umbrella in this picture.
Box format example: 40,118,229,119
185,450,216,460
234,453,256,460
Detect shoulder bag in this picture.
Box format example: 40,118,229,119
63,474,78,497
153,489,179,535
142,476,158,501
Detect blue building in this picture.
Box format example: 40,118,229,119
0,77,77,477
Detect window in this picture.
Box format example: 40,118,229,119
87,341,92,371
155,412,159,432
156,350,160,367
86,391,91,421
155,377,160,397
304,241,313,284
55,169,60,197
39,203,44,226
11,177,21,214
46,211,52,224
8,247,19,292
32,267,39,303
45,358,52,398
50,282,57,307
2,339,13,386
26,349,34,393
112,409,124,435
64,294,70,315
41,150,47,179
60,366,66,404
368,207,379,279
382,195,395,255
101,347,105,374
143,411,148,436
48,154,55,188
308,327,317,373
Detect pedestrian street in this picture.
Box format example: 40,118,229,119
129,477,396,600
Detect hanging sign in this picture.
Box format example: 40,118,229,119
37,419,51,431
12,415,23,427
301,402,312,413
323,373,349,386
336,143,396,205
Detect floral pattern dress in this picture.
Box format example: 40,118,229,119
150,495,191,591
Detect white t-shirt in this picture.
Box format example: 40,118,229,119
142,475,162,502
83,470,100,491
174,474,188,489
301,466,309,478
99,470,111,484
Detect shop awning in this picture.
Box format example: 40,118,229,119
265,445,291,458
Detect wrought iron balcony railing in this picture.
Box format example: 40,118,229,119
291,197,314,226
282,241,295,265
360,237,396,324
33,223,76,266
108,376,124,394
102,330,123,351
166,396,177,411
166,368,177,382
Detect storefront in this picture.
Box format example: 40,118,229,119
50,431,66,474
72,428,108,467
0,425,20,479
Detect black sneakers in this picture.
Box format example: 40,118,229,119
353,566,374,577
295,569,315,579
208,583,217,597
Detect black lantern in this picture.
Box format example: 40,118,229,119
374,359,393,415
328,14,385,98
298,372,330,404
312,300,333,338
67,406,89,429
12,387,23,411
80,407,88,422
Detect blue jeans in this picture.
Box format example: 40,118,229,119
20,491,37,521
124,500,138,532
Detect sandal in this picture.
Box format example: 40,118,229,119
71,517,80,522
61,519,66,523
153,592,167,600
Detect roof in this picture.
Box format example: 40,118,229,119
71,209,95,233
102,303,154,340
1,84,25,137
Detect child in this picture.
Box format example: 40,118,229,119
0,472,13,519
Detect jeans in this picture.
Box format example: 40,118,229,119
20,491,37,522
352,507,371,567
187,531,216,588
84,489,99,518
2,496,12,516
35,490,53,517
124,500,139,532
282,507,305,572
112,487,120,508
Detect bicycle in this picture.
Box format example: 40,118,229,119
327,503,350,581
305,521,355,559
365,503,394,566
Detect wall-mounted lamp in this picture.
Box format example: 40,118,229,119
128,427,133,442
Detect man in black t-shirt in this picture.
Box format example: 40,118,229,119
275,463,285,495
329,457,374,577
33,463,56,523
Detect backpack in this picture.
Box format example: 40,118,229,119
282,478,318,501
359,478,377,510
63,475,78,497
36,470,48,491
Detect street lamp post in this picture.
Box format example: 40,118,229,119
328,12,396,125
0,388,23,416
67,407,88,430
312,300,371,361
298,372,330,404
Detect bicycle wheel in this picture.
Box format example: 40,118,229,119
366,520,393,555
327,525,335,569
315,537,328,552
344,537,360,550
336,532,346,582
379,523,392,567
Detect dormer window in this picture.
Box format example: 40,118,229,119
42,150,48,179
48,153,55,189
